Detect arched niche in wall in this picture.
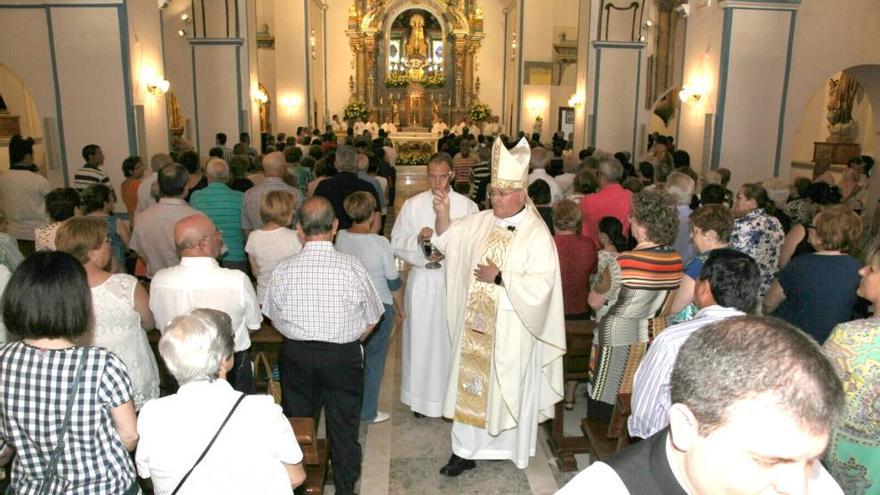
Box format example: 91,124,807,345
647,85,682,151
788,64,880,226
789,66,878,175
0,64,44,172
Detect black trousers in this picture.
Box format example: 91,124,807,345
280,339,363,495
227,350,256,395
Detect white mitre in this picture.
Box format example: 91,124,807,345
491,137,531,190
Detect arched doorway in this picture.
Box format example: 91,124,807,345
788,64,880,221
0,64,44,172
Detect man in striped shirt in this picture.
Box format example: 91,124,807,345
628,248,759,439
74,144,111,191
189,158,246,272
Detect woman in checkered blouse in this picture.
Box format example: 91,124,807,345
0,251,139,494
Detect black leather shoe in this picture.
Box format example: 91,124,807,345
413,411,426,418
439,454,476,477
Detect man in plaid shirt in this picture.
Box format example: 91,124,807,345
263,196,383,495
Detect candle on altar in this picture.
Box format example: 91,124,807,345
380,97,384,105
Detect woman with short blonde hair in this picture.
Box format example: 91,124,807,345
247,190,302,301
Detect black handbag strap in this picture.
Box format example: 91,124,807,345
36,347,89,495
171,394,246,495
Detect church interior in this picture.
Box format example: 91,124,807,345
0,0,879,494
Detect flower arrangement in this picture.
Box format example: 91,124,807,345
423,72,446,88
468,102,491,122
343,100,371,122
384,72,409,88
396,152,433,166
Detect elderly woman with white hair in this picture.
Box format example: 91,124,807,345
136,308,306,494
665,171,696,262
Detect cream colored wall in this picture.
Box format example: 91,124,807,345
274,0,308,133
192,44,241,153
325,3,354,122
716,8,791,186
162,2,197,144
476,0,505,122
52,6,132,191
675,2,723,176
127,0,170,161
520,0,578,141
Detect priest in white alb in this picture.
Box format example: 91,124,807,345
391,153,479,418
431,137,566,474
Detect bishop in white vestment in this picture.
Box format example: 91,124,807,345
391,155,479,417
433,137,566,473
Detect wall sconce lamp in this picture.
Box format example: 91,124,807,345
178,13,191,37
280,94,302,111
678,86,705,107
568,93,584,109
147,78,170,96
253,87,269,104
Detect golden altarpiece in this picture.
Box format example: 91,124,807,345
346,0,485,130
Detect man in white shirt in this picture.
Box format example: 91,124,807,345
149,214,262,394
629,249,759,439
558,315,845,495
136,153,173,213
391,153,478,418
527,146,562,205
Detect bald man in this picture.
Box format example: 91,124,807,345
190,158,247,271
150,214,262,394
241,151,303,233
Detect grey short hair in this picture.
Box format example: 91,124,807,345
665,171,696,205
530,147,549,169
335,145,358,172
763,177,791,208
158,308,234,385
205,158,230,183
298,196,336,236
597,157,624,183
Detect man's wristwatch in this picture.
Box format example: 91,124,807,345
494,271,503,286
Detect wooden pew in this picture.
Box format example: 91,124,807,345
580,392,632,463
547,319,594,471
290,417,329,495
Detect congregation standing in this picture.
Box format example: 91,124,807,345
0,123,875,495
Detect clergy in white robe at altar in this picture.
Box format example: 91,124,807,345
353,119,366,136
391,153,478,417
365,120,380,137
432,120,449,136
381,121,398,134
431,137,566,474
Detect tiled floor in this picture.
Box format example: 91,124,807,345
339,170,591,494
351,325,588,495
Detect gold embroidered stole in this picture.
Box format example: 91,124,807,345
454,225,515,427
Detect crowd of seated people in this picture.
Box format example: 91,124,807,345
0,125,876,494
